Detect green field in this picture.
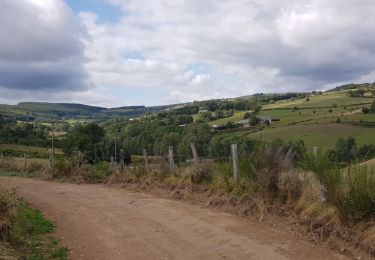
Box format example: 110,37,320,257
189,90,375,151
208,111,245,126
0,144,62,154
248,123,375,151
263,91,372,109
193,91,373,127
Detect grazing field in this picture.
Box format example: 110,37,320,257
248,123,375,151
189,90,375,150
263,91,372,109
208,111,245,126
0,144,62,155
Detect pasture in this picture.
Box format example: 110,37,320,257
248,123,375,151
262,91,372,109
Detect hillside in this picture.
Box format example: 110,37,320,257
0,102,175,122
1,83,374,151
187,88,375,151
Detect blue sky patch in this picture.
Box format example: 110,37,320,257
64,0,122,23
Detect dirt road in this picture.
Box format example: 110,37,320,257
0,177,347,260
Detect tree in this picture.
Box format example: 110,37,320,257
357,144,375,161
176,115,193,125
249,114,258,126
371,99,375,113
0,114,4,129
327,137,357,163
243,112,251,119
199,112,214,122
348,89,365,97
215,110,224,119
63,123,105,163
362,107,370,114
209,135,257,158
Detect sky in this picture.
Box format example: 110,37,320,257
0,0,375,107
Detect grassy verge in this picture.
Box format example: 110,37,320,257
0,171,32,177
0,189,68,259
2,152,375,257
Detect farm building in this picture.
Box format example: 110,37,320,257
259,117,272,125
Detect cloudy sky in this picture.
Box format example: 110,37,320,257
0,0,375,107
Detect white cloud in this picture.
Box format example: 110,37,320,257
1,0,375,106
76,0,375,104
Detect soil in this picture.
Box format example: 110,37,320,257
0,177,349,260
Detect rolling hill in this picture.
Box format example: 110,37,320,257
0,102,175,122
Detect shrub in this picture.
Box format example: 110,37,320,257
26,161,45,173
337,166,375,219
85,162,112,183
327,137,357,163
52,160,71,176
302,152,342,205
362,107,370,114
188,162,213,184
0,190,16,236
371,99,375,113
251,145,293,199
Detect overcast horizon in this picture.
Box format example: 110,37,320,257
0,0,375,107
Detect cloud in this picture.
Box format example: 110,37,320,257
75,0,375,105
1,0,375,106
0,0,89,91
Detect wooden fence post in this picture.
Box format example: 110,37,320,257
120,149,124,171
168,146,175,172
313,146,319,160
78,151,82,168
190,143,199,166
49,155,52,167
24,153,27,171
230,144,239,182
110,156,114,170
143,149,149,173
1,153,4,164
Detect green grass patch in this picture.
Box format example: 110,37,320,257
0,171,31,177
207,111,246,126
248,123,375,151
263,91,373,109
0,191,68,259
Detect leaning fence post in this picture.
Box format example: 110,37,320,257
143,149,149,173
230,144,239,182
190,143,199,167
168,146,175,172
